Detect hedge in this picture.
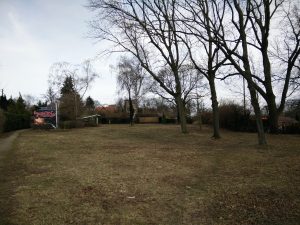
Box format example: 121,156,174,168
3,112,31,132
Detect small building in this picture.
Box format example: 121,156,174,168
81,114,101,126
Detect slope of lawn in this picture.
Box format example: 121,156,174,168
0,125,299,225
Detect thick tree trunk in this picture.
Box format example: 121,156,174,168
266,92,280,134
235,1,267,145
248,85,267,145
209,78,221,139
268,105,279,134
175,95,188,133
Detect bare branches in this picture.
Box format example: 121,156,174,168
115,56,145,104
48,60,98,99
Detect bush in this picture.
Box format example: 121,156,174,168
101,117,130,124
282,123,300,134
160,117,177,124
3,112,31,132
219,103,252,131
31,123,55,130
201,111,213,125
0,109,6,132
83,120,98,127
60,120,85,129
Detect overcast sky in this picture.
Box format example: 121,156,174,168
0,0,250,108
0,0,118,104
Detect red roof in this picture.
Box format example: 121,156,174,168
96,105,117,114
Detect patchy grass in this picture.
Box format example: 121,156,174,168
0,124,299,225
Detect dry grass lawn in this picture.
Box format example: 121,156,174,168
0,124,299,225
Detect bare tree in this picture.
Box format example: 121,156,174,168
43,87,57,105
23,94,37,109
48,60,98,118
264,2,300,133
146,64,207,121
213,0,299,134
88,0,190,133
48,60,98,99
177,0,230,138
116,56,145,125
207,0,267,145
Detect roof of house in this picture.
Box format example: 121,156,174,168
96,105,117,113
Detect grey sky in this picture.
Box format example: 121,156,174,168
0,0,117,104
0,0,255,108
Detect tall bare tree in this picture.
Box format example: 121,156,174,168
177,0,229,138
146,64,206,121
88,0,190,133
263,1,300,133
206,0,267,144
48,60,98,99
213,0,299,134
43,87,57,105
116,56,145,125
48,60,98,119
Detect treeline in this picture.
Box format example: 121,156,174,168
201,101,300,134
0,93,31,132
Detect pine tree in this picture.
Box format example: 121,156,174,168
85,96,95,110
0,94,8,111
60,76,75,95
59,76,83,121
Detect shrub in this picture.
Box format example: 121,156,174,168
162,118,177,124
201,111,213,125
101,117,130,124
282,123,300,134
3,112,31,132
219,102,254,132
31,123,55,130
84,120,98,127
0,109,5,132
60,120,85,129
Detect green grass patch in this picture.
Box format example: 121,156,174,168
0,125,299,224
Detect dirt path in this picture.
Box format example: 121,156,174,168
0,130,24,164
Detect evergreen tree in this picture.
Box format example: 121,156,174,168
60,76,75,95
0,94,8,111
59,76,83,121
7,94,27,114
37,100,48,107
4,94,31,131
85,96,95,110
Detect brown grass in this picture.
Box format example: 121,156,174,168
0,124,299,225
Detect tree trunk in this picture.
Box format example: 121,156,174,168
128,94,134,126
196,97,202,130
209,78,221,139
248,85,267,145
235,1,267,145
268,105,279,134
175,95,188,133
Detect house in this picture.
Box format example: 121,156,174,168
278,116,299,129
